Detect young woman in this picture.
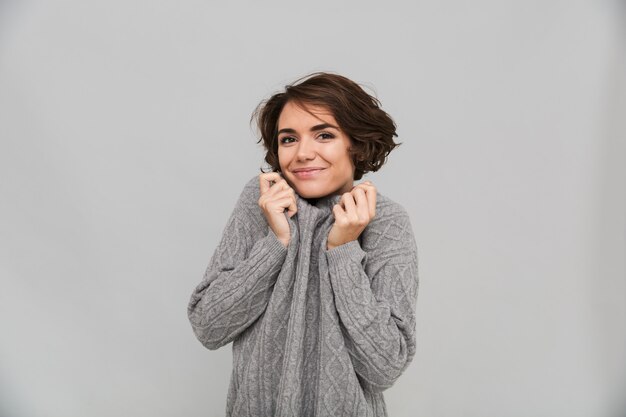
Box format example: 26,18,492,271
188,72,419,417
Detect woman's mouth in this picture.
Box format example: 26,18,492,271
292,168,326,179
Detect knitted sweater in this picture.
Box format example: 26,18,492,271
188,175,419,417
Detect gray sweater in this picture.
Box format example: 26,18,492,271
188,175,419,417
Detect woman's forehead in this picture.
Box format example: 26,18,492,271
278,101,337,127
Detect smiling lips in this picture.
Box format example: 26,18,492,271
292,167,326,179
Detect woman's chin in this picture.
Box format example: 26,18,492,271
293,184,331,199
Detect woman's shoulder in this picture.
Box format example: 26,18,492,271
239,174,262,199
232,175,261,205
229,175,264,223
361,190,415,253
372,190,410,223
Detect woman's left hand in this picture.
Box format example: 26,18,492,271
327,181,377,250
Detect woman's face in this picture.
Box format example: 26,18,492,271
277,101,355,199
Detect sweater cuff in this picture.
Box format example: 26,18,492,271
262,227,289,257
325,239,366,265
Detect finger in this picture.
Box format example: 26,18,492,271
350,187,370,223
272,188,296,202
354,182,376,218
332,202,346,220
278,196,295,210
353,181,375,193
341,192,358,221
276,178,296,192
259,172,282,194
363,185,376,218
286,194,298,217
265,178,292,197
259,185,294,210
270,197,295,216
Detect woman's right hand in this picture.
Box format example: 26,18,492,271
258,172,298,247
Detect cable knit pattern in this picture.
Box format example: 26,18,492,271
188,175,419,417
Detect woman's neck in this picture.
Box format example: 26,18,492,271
304,197,320,206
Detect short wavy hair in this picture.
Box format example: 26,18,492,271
250,72,401,181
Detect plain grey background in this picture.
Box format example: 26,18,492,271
1,1,624,416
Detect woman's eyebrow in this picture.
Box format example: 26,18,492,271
277,123,339,135
310,123,339,132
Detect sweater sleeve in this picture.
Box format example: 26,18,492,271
324,207,419,393
187,185,288,350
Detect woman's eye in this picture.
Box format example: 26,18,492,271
319,133,334,140
280,136,296,144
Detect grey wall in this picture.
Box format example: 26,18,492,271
0,1,624,416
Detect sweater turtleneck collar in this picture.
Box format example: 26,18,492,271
295,192,343,217
296,193,341,210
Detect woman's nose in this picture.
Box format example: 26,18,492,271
296,138,316,161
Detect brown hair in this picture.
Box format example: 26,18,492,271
250,72,401,181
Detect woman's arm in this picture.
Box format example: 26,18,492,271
324,207,419,393
187,185,288,350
